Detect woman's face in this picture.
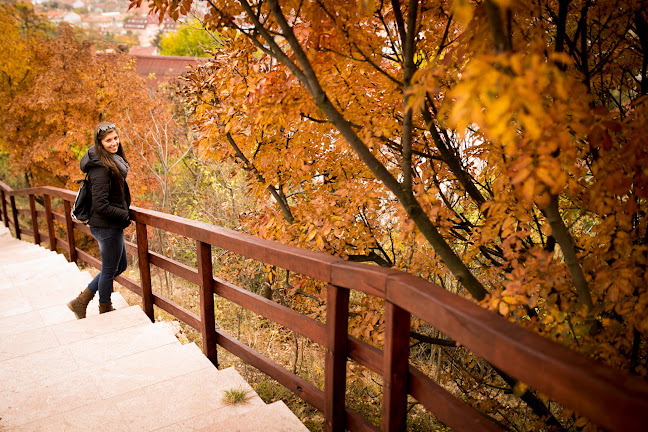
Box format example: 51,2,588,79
101,131,120,154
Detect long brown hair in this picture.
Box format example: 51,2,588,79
93,121,128,187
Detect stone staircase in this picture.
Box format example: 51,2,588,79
0,225,310,432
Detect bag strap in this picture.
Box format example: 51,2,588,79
75,173,89,184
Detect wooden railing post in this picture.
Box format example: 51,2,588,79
43,195,56,251
0,190,7,227
9,195,21,239
136,222,154,322
29,194,40,245
197,240,218,367
382,302,410,431
62,200,77,263
325,284,350,432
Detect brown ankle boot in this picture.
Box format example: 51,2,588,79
67,289,95,319
99,302,115,314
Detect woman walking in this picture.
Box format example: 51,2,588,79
67,121,131,318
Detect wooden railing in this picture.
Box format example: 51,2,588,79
1,180,647,432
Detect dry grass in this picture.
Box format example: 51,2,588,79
222,387,248,404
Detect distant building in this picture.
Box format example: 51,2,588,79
82,13,116,31
123,16,149,30
132,54,202,88
63,11,81,24
47,10,82,25
123,14,176,46
46,10,66,22
129,45,158,56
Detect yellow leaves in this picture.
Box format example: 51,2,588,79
444,52,592,207
518,114,542,141
452,0,475,27
498,301,510,316
512,381,528,397
534,166,556,192
0,11,157,191
501,295,520,304
614,298,634,316
520,176,537,205
357,0,376,14
320,222,333,237
305,227,317,242
158,0,648,396
509,156,532,185
500,216,516,238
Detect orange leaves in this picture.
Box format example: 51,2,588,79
348,295,385,346
498,300,510,317
452,0,475,27
444,52,591,207
0,16,156,192
589,124,613,151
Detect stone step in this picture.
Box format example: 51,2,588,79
0,271,128,320
1,253,73,279
0,290,128,339
115,366,267,432
0,261,81,292
0,244,59,262
0,329,204,396
15,269,91,299
0,306,159,363
0,311,184,429
51,305,157,344
199,400,310,432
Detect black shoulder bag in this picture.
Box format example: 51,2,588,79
71,174,91,225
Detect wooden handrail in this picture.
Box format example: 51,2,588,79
1,180,646,432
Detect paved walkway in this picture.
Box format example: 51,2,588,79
0,225,309,431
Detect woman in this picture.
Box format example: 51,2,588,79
67,121,131,319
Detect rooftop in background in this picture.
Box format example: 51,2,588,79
124,15,176,31
129,46,158,56
132,54,204,87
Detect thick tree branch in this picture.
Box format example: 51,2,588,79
485,0,512,52
421,101,486,206
399,0,419,194
636,11,648,96
579,2,592,93
541,195,593,311
554,0,571,53
495,367,568,432
410,331,458,347
347,251,392,267
225,132,295,223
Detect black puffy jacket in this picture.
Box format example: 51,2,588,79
80,146,131,229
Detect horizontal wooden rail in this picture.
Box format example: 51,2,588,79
149,251,200,284
213,277,327,346
1,180,647,432
20,228,35,238
153,294,201,330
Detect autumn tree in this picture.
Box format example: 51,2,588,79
133,0,648,429
158,18,222,57
0,2,158,195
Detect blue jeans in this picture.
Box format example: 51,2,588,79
87,227,127,304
